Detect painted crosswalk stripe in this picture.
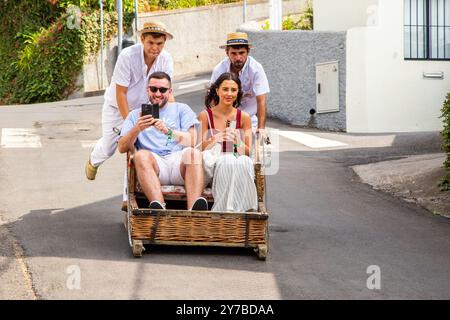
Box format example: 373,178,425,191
0,128,42,148
269,129,347,149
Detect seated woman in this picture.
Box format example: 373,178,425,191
198,72,258,212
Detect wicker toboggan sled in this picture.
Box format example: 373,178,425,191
124,135,269,260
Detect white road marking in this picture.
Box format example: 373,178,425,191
0,127,346,150
0,128,42,148
80,140,97,148
269,129,347,149
177,79,209,90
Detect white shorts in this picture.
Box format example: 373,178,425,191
153,150,185,185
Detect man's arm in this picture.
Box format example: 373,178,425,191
111,51,132,119
153,120,196,147
118,114,155,153
118,126,139,154
116,84,130,120
253,62,270,132
256,94,267,130
179,127,196,147
166,53,176,102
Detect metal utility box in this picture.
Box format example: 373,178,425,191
315,61,340,113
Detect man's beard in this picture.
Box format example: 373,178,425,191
231,61,244,71
149,96,168,108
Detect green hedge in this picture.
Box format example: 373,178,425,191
139,0,238,12
49,0,136,12
12,16,84,103
0,1,61,103
0,0,236,104
0,1,131,104
440,92,450,191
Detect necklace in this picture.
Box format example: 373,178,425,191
213,105,235,128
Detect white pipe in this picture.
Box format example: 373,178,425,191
100,0,104,88
118,0,123,54
269,0,282,30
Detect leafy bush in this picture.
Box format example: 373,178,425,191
440,92,450,190
81,11,119,60
139,0,238,12
0,1,131,104
12,16,84,103
49,0,136,12
0,1,61,103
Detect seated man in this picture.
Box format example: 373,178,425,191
118,71,207,211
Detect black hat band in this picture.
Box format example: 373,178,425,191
227,39,249,45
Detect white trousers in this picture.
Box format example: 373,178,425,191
211,154,258,212
90,102,128,201
90,102,123,167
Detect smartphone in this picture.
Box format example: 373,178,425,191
227,120,236,129
141,103,159,119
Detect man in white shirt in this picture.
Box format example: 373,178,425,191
210,32,270,133
86,20,174,181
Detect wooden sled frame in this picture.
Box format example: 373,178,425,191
125,134,270,260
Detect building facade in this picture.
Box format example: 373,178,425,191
315,0,450,133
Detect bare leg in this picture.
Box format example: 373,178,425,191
180,148,204,209
134,150,164,204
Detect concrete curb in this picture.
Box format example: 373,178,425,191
352,153,450,218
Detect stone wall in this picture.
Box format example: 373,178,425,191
242,29,347,131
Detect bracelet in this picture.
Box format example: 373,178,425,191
165,128,174,146
233,140,242,157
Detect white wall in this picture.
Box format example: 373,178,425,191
346,0,450,133
313,0,378,31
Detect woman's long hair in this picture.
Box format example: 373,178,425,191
204,72,243,109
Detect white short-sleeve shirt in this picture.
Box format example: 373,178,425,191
210,56,270,118
104,43,173,111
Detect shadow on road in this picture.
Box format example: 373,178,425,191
7,196,272,267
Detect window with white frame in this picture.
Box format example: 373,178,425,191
404,0,450,60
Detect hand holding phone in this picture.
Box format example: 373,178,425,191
141,103,159,119
225,120,238,142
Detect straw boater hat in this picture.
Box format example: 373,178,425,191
219,32,254,49
140,21,173,40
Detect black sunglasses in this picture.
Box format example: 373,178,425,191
148,86,169,94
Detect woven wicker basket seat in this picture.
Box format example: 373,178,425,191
126,136,269,260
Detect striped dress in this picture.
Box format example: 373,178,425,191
206,108,258,212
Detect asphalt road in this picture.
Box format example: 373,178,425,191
1,85,449,299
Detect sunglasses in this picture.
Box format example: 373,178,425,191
148,86,169,94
